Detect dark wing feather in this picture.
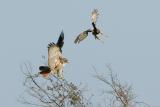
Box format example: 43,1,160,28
74,35,80,44
48,42,55,49
56,30,64,49
92,22,97,31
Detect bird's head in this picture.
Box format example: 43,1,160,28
59,57,69,65
63,58,69,63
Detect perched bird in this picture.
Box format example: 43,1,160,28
74,9,102,44
39,31,69,79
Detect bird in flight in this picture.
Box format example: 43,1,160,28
39,31,69,79
74,9,103,44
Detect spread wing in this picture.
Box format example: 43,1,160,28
56,30,64,52
74,29,92,44
91,9,99,24
48,42,62,71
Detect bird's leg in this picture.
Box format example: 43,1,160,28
58,70,64,80
57,71,60,78
50,70,56,76
95,35,100,40
96,35,104,44
101,31,109,38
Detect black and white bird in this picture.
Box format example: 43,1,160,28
74,9,103,44
39,31,69,79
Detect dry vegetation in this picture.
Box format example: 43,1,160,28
19,63,151,107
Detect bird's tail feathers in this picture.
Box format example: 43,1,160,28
39,66,51,77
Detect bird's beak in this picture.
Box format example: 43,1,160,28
67,60,70,63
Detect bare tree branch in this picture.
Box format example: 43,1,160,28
94,65,151,107
19,62,87,107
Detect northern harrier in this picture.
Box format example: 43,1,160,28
74,9,102,44
39,31,69,79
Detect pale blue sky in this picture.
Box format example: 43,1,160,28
0,0,160,106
